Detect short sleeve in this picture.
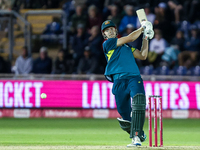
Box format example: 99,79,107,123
131,47,136,52
126,43,136,53
103,38,117,53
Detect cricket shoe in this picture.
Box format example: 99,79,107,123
117,118,131,134
127,136,141,147
130,132,147,143
141,133,147,142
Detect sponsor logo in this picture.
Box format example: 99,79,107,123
44,110,79,118
0,111,2,117
105,21,110,25
172,110,189,119
14,109,30,118
93,109,109,118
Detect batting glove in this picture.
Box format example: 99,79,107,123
143,29,154,40
141,21,153,31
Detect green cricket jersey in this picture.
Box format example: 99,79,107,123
103,38,140,82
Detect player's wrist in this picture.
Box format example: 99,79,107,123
143,34,149,40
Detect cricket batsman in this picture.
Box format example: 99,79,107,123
101,20,154,147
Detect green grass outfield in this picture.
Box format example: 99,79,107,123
0,118,200,150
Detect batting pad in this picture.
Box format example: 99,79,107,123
130,93,146,139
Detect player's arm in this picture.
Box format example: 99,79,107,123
133,38,149,60
116,27,144,47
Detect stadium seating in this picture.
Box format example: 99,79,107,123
155,66,170,75
193,66,200,76
140,65,154,75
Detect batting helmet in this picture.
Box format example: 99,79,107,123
101,20,116,31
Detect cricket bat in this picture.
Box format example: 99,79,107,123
136,9,154,39
136,9,147,24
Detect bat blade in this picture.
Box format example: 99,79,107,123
136,9,147,24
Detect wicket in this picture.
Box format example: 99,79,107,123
148,95,163,147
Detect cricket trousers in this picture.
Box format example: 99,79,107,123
112,75,145,122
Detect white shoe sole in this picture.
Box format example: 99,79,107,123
117,118,131,123
127,136,142,147
127,143,141,147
